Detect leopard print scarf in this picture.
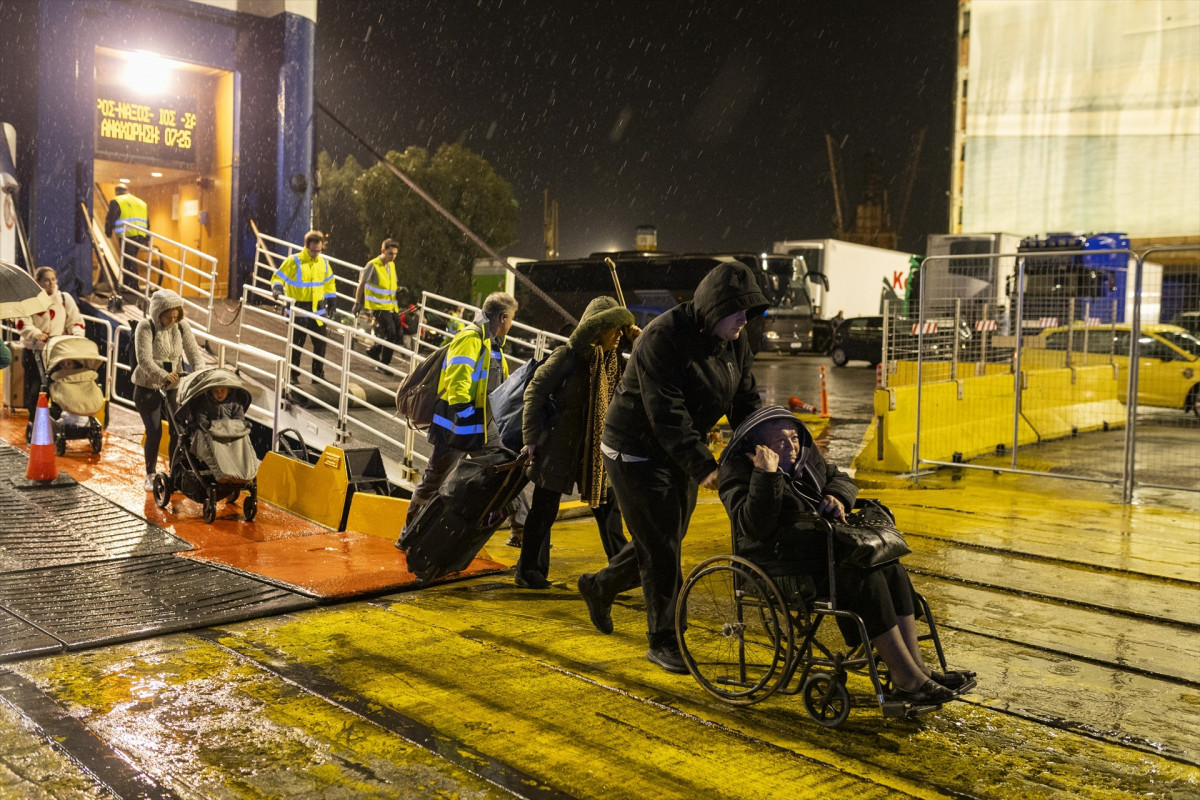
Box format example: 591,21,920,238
580,345,620,507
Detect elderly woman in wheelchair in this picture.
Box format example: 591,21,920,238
675,406,974,724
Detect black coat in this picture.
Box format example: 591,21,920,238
718,407,858,569
521,344,590,493
602,260,768,482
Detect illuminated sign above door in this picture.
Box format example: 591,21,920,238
94,89,199,167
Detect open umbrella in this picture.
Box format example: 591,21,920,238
0,262,51,318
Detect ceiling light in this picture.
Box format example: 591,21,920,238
151,172,162,178
119,178,130,184
124,51,170,95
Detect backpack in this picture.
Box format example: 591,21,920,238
394,342,450,430
489,353,547,451
126,319,145,373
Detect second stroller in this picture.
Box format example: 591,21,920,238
152,367,259,523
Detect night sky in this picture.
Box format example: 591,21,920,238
315,0,957,260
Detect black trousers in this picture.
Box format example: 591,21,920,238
121,236,149,290
290,313,327,384
133,385,178,476
518,485,626,579
367,310,401,365
592,455,697,648
21,348,42,413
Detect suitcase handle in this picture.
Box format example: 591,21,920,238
483,453,529,477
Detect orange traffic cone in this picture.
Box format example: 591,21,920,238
26,392,57,481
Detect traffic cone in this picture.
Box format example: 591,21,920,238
26,392,57,481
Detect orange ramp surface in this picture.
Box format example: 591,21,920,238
0,410,507,600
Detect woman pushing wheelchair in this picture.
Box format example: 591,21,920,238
715,405,974,707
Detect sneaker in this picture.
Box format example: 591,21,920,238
646,642,688,674
144,474,155,491
577,573,613,635
506,528,523,548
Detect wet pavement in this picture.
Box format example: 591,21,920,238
0,373,1198,798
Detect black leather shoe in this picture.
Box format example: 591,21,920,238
932,669,977,692
646,643,688,674
514,570,550,590
889,679,956,705
577,573,613,634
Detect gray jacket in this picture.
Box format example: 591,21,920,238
132,289,204,390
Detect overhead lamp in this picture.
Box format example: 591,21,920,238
151,172,163,178
119,178,130,184
124,51,170,95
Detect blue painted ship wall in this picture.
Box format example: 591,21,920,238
0,0,314,297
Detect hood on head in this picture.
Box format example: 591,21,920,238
719,405,815,468
692,259,769,333
570,296,635,348
147,289,186,328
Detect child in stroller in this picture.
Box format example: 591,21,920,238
152,366,259,523
23,335,106,455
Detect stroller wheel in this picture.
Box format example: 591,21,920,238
243,494,257,522
152,473,171,508
54,436,66,456
90,431,103,454
25,422,32,444
203,495,217,524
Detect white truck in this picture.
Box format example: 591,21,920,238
770,239,916,351
926,232,1165,332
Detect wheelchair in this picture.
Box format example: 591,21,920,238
675,508,957,727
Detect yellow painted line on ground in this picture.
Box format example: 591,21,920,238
0,688,112,799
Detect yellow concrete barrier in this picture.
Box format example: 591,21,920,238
1020,365,1125,441
258,445,350,530
345,492,410,541
855,373,1038,473
888,360,1012,387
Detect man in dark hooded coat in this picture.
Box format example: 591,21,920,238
578,259,769,673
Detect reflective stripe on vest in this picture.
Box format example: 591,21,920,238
114,194,149,237
272,253,336,316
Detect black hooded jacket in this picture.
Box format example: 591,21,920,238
602,260,768,481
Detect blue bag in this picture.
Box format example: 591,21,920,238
490,354,546,451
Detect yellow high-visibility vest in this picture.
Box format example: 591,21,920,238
363,257,398,311
113,194,148,238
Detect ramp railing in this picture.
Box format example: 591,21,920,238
117,223,220,331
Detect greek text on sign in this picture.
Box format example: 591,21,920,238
95,90,198,167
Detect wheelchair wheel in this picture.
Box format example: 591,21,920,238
802,672,851,728
676,555,793,706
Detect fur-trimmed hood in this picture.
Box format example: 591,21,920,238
569,296,634,348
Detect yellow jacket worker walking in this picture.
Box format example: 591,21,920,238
104,185,149,290
271,230,338,396
353,238,403,366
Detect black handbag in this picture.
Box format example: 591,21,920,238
831,500,910,568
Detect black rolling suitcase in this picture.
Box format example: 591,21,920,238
400,447,528,582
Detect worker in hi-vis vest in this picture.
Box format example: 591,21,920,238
353,237,404,367
104,185,150,290
271,229,338,393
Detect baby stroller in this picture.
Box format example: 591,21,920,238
152,367,259,524
23,335,106,455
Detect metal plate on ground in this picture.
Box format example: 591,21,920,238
0,479,190,571
0,441,27,471
0,554,316,652
0,607,62,661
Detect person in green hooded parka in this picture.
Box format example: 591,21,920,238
514,296,639,588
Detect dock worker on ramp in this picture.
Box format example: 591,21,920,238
272,230,337,398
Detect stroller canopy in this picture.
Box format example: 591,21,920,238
177,367,252,411
44,335,105,373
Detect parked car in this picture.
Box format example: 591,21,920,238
828,316,975,367
829,316,883,366
1024,323,1200,415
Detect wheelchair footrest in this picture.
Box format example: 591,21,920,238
881,700,941,719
